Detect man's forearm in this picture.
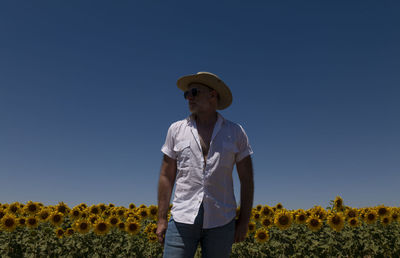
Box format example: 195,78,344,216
238,179,254,223
157,175,174,221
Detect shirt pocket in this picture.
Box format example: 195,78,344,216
220,141,238,168
173,140,192,169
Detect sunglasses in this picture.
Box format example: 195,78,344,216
184,88,203,99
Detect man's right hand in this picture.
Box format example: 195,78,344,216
156,219,168,245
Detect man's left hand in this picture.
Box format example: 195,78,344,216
234,219,248,243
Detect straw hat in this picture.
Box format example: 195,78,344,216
176,71,233,110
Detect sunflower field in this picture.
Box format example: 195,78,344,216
1,196,399,257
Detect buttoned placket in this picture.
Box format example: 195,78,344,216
189,113,224,212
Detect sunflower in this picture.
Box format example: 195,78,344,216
333,196,344,211
345,208,358,219
49,212,64,227
274,203,283,210
252,211,261,221
7,202,21,215
1,214,18,232
55,201,70,215
26,216,39,228
306,214,323,232
274,210,293,230
108,203,115,208
107,215,120,227
74,219,91,234
55,228,64,238
310,206,328,221
348,217,360,228
98,203,107,212
255,204,262,211
364,209,378,225
376,205,390,217
65,228,75,236
295,211,307,224
23,201,41,215
391,211,399,223
168,204,173,212
148,205,158,219
89,205,101,216
89,215,99,225
145,223,158,235
261,217,273,229
129,203,136,209
260,205,274,218
117,222,126,231
17,217,26,227
327,212,345,232
69,208,81,221
125,220,141,235
78,203,88,210
80,211,89,220
0,209,6,220
247,221,256,233
138,207,149,220
139,204,147,209
254,228,269,243
380,216,392,226
148,233,158,243
93,219,111,236
116,207,127,217
38,208,51,222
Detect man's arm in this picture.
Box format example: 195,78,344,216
156,154,177,244
234,155,254,242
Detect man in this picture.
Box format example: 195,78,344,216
156,71,254,258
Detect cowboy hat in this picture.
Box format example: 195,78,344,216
176,71,233,110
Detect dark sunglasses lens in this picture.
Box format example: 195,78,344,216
184,88,198,99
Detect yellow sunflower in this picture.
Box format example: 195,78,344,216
138,207,149,220
69,208,81,221
26,216,39,229
23,201,41,215
295,211,308,225
1,214,18,232
376,205,389,217
55,228,64,239
255,204,263,211
252,211,262,222
89,205,101,216
125,220,141,235
129,203,136,209
306,214,323,232
98,203,108,213
274,203,284,210
148,205,158,220
248,221,256,233
107,215,120,227
7,202,21,215
49,212,64,227
55,201,70,215
327,212,345,232
380,216,392,226
73,219,91,234
145,223,158,235
261,217,273,229
348,217,360,228
364,209,378,225
117,221,126,232
38,208,51,222
391,210,399,223
148,233,158,243
333,196,344,211
260,205,274,218
254,229,269,243
65,228,75,236
93,219,111,236
274,210,293,230
345,207,358,219
17,217,27,228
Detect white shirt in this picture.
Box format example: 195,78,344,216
161,112,253,229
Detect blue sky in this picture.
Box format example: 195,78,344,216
1,1,399,210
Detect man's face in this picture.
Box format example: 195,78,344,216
185,83,217,114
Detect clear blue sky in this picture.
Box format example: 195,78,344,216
1,1,399,210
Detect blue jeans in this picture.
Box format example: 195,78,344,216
163,202,236,258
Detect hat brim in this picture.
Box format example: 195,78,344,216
177,73,232,110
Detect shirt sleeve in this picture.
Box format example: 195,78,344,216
235,124,254,163
161,123,177,159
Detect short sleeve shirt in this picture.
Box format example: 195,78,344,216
161,112,253,229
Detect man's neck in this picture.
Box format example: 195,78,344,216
193,111,218,128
